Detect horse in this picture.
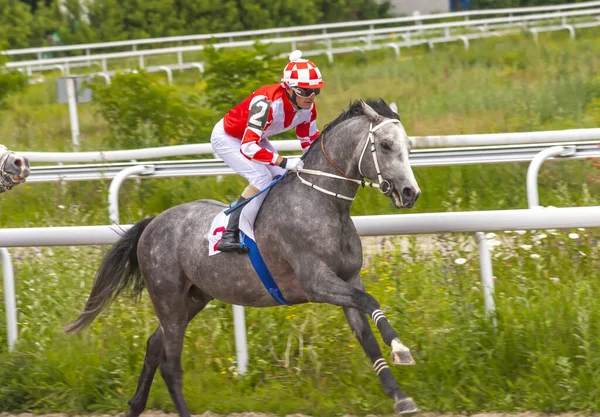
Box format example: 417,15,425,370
0,145,30,193
65,99,422,416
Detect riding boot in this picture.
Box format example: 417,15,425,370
216,197,249,254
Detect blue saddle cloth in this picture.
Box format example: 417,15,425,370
241,232,291,306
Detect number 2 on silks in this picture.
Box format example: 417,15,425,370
248,100,270,130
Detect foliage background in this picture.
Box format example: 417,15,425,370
0,0,593,49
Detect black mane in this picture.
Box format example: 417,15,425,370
322,98,399,137
306,98,399,157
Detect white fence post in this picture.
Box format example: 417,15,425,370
108,166,156,224
474,233,496,321
526,146,575,209
66,77,80,151
1,248,17,352
233,305,248,374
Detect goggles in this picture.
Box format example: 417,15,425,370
291,87,321,98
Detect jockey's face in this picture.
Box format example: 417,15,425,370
287,86,319,110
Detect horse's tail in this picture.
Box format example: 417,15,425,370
64,217,155,334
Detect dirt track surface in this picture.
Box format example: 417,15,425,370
1,412,598,417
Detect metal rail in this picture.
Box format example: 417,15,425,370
7,8,600,73
24,141,600,183
5,1,600,59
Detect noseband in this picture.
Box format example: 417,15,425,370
297,118,401,201
358,118,400,197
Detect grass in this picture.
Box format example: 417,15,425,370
0,29,600,414
0,229,599,414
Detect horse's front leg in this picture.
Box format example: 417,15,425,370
343,275,419,414
298,262,416,365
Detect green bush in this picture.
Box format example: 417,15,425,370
91,45,285,149
90,70,215,149
0,43,28,107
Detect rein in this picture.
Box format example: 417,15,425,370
297,118,401,202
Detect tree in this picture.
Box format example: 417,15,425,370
0,0,33,48
28,0,64,47
314,0,390,22
203,43,283,114
85,0,126,42
176,0,244,34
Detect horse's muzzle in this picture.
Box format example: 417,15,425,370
12,156,30,182
391,186,420,209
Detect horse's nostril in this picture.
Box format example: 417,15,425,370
14,158,22,167
402,187,415,199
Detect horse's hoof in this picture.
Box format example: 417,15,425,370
395,397,419,414
391,338,416,365
391,349,416,365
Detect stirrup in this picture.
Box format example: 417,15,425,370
217,238,249,254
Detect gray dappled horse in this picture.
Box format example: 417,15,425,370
65,99,422,415
0,145,30,193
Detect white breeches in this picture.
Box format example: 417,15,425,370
211,119,285,190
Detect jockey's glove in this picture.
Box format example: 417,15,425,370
281,157,304,172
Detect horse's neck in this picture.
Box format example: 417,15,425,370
300,122,365,206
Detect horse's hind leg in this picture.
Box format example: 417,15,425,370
344,304,418,414
127,286,212,417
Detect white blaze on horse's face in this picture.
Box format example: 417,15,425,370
360,101,421,209
378,121,420,209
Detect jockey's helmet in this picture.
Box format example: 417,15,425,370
281,50,325,89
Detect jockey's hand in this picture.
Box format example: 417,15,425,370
282,157,304,172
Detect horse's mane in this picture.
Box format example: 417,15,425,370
305,98,399,158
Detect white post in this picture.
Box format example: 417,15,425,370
526,146,575,209
474,233,496,321
177,51,184,72
233,305,248,374
413,11,422,34
66,77,80,151
1,248,17,352
159,66,173,84
108,165,155,224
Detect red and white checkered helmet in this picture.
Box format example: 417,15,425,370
281,50,325,89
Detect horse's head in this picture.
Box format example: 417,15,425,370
0,146,30,192
357,100,420,209
301,99,420,208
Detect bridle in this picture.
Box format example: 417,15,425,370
296,118,401,202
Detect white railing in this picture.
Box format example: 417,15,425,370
2,206,600,366
6,8,600,74
19,143,600,183
4,1,600,60
19,128,600,163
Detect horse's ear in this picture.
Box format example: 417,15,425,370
389,102,398,114
360,100,380,122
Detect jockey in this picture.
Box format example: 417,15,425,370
211,50,324,253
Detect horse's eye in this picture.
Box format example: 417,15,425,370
381,142,392,152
